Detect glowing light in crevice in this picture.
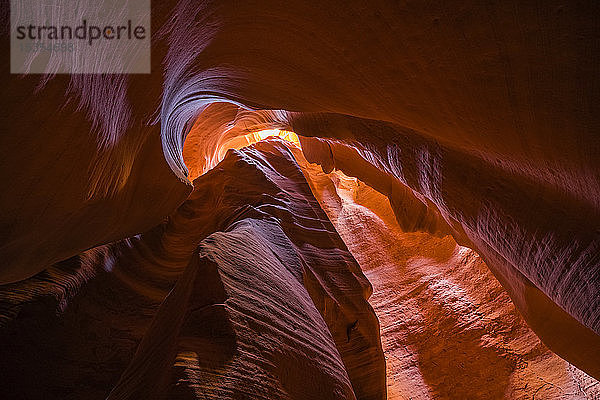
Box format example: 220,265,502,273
250,129,300,146
182,127,302,181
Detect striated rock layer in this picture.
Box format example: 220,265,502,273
0,140,385,399
1,0,599,388
294,130,600,380
292,148,600,399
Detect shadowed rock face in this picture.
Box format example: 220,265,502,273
0,140,385,400
1,0,599,395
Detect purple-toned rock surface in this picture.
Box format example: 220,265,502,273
0,140,385,399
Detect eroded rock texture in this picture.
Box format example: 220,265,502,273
293,151,600,399
1,0,599,396
295,131,600,379
0,140,385,399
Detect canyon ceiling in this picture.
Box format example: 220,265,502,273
0,1,599,399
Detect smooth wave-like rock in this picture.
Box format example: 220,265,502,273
1,0,599,389
293,124,600,379
0,139,385,399
293,153,599,399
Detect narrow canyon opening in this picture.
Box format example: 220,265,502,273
2,96,599,400
2,2,600,399
168,106,600,398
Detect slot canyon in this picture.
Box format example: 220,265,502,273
1,1,599,399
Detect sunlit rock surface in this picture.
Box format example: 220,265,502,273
1,0,599,395
293,150,600,399
295,132,600,380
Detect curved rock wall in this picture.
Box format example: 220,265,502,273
293,152,600,399
1,0,598,386
293,126,600,379
0,140,385,399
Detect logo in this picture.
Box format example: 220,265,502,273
11,0,151,74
